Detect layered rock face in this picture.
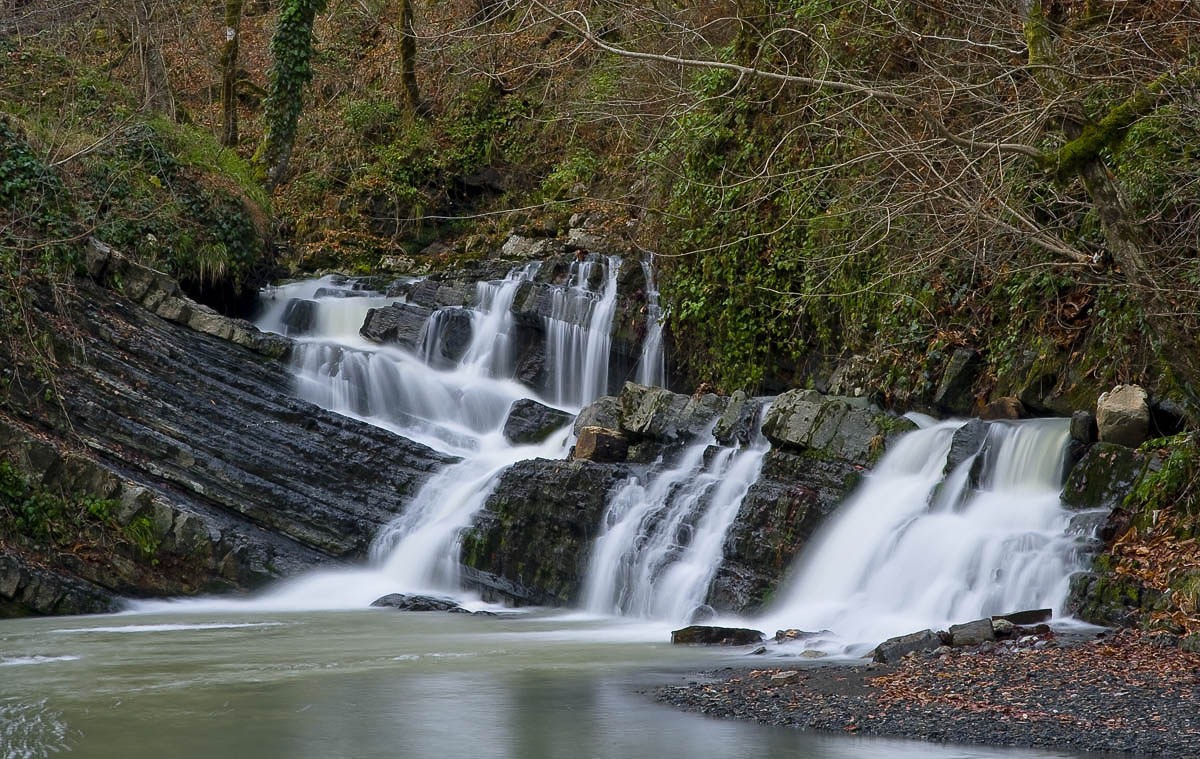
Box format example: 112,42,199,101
1,258,452,615
466,383,915,612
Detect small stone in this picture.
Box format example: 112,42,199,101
770,670,802,684
950,618,996,647
798,649,827,659
992,618,1016,637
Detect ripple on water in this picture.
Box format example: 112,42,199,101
0,698,74,759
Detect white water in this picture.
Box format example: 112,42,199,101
763,417,1083,652
584,409,771,623
635,254,666,388
140,262,628,612
545,256,622,407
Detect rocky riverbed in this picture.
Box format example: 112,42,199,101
656,630,1200,757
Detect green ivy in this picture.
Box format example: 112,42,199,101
262,0,329,185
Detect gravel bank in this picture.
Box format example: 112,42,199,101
656,630,1200,757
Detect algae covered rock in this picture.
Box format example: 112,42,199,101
1061,443,1146,511
761,389,915,465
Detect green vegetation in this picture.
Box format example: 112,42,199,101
0,459,158,563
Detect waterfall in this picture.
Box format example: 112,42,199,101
764,417,1085,650
635,255,666,388
545,256,622,407
210,260,629,607
583,410,771,622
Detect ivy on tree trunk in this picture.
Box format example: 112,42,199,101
220,0,244,147
261,0,327,190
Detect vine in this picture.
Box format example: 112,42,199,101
261,0,328,189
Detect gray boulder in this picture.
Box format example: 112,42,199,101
1071,410,1098,446
424,308,473,364
872,629,943,663
574,396,620,435
503,399,572,445
618,383,726,443
949,618,996,647
761,389,915,465
1096,384,1150,448
945,418,989,477
360,303,432,350
713,391,763,446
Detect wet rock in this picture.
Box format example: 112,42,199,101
574,396,620,436
1071,410,1098,446
761,389,914,465
360,302,432,350
573,426,629,463
872,629,943,663
713,391,762,446
370,593,460,611
460,458,630,606
618,383,727,443
0,553,117,616
503,399,572,445
670,625,765,646
1,275,453,610
933,348,980,415
945,419,989,479
774,629,828,643
280,298,317,337
1096,384,1150,448
770,670,803,684
949,618,996,647
980,396,1026,420
1149,397,1188,437
501,234,562,260
1061,443,1146,511
992,618,1016,637
991,608,1052,626
425,308,474,364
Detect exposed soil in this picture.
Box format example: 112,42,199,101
656,630,1200,757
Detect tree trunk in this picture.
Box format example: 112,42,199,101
398,0,419,111
132,0,176,121
220,0,244,147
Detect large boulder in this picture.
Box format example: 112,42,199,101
945,418,989,477
761,389,915,465
1096,384,1151,448
360,302,432,350
618,382,726,443
949,618,995,647
574,395,620,435
460,458,631,605
503,399,572,445
1061,442,1146,511
872,629,943,663
670,625,764,646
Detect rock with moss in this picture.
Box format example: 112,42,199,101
1061,443,1147,511
761,389,915,465
617,382,727,443
933,348,981,415
460,458,630,605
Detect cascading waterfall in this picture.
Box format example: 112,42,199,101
545,256,622,407
207,258,627,608
584,410,771,622
764,417,1086,650
635,255,666,388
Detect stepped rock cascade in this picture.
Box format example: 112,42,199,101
198,261,630,608
635,255,666,388
584,410,772,622
545,256,622,407
765,417,1084,651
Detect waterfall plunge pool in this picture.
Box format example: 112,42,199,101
0,608,1095,759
